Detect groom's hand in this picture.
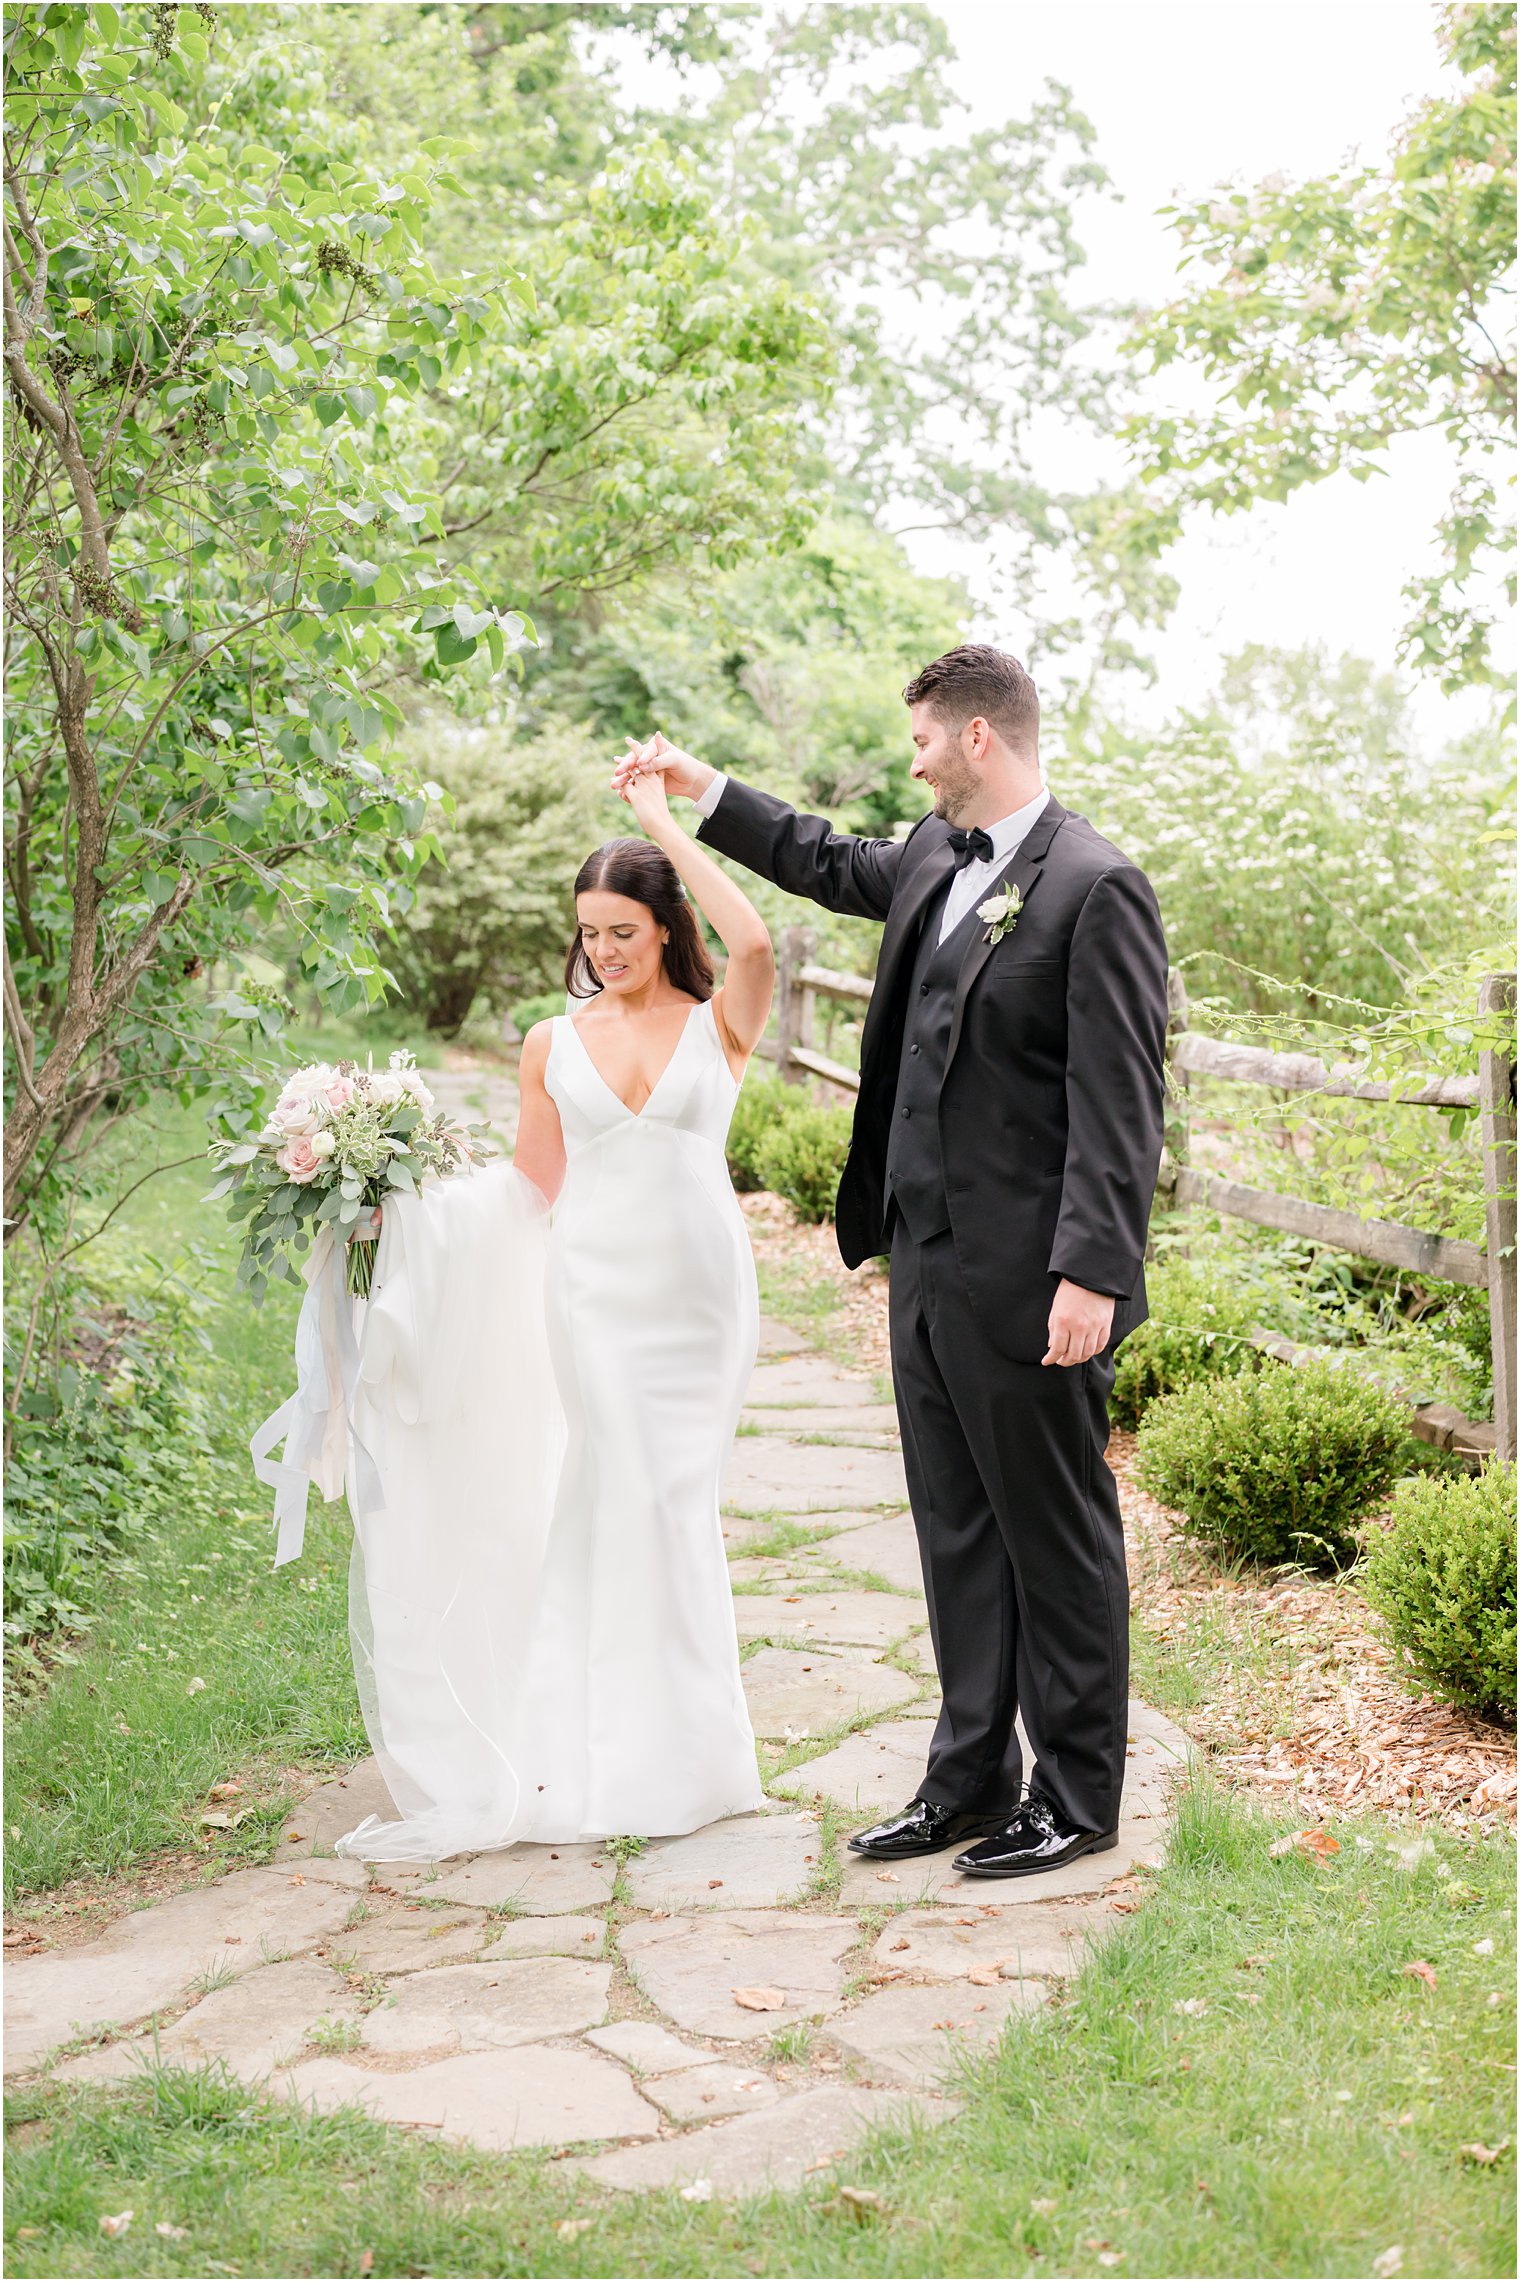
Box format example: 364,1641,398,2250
1043,1278,1115,1367
611,731,716,806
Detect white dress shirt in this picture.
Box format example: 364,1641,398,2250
693,772,1050,946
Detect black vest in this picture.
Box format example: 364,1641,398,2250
883,881,972,1242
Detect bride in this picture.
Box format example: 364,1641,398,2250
285,763,776,1861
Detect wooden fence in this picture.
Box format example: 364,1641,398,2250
763,926,1517,1464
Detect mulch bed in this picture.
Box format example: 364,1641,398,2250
740,1193,1517,1836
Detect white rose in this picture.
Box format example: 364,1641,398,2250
270,1103,318,1141
310,1130,337,1159
279,1061,335,1107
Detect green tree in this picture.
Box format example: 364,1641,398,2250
647,4,1178,680
2,2,827,1241
533,516,967,820
1063,644,1509,1019
1126,2,1516,696
1,2,528,1239
313,1,1176,686
384,715,623,1032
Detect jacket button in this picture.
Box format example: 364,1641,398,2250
901,1105,912,1119
909,1043,920,1055
920,981,930,994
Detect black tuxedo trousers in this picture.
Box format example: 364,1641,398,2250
890,1211,1129,1831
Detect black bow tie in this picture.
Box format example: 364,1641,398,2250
947,825,995,870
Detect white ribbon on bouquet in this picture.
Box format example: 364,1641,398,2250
249,1224,385,1566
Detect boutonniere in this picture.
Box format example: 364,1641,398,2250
978,879,1023,945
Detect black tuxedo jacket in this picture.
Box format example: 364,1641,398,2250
699,779,1170,1362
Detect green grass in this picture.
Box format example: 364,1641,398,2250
1126,1584,1309,1738
5,1087,369,1907
5,1779,1513,2278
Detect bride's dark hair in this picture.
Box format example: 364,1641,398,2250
565,839,716,1002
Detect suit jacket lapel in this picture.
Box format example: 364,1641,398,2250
858,832,956,1090
945,798,1068,1072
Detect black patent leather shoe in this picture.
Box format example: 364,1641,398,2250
951,1791,1117,1879
846,1798,1005,1860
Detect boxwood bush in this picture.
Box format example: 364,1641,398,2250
753,1094,856,1224
725,1064,796,1192
507,990,564,1040
1361,1463,1516,1721
1112,1258,1261,1429
1136,1358,1411,1570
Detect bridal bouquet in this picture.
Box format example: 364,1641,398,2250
209,1051,492,1299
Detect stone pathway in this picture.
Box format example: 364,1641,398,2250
5,1307,1190,2199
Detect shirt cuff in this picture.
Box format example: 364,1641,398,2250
692,771,728,820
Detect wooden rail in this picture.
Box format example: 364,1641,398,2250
769,924,1516,1462
1168,1169,1488,1287
1170,1032,1480,1110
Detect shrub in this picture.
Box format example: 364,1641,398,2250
1361,1464,1516,1720
4,1272,223,1667
752,1093,855,1224
1136,1358,1410,1570
1112,1259,1261,1429
508,991,563,1040
726,1065,798,1192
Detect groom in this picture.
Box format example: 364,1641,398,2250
616,646,1168,1877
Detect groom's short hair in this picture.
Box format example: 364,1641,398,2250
903,646,1039,751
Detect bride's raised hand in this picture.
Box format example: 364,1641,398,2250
613,732,663,795
622,759,671,832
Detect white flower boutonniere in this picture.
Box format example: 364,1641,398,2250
978,879,1024,945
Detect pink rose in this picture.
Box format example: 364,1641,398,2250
277,1134,323,1183
322,1074,355,1112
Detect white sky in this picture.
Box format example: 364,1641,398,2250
915,0,1503,743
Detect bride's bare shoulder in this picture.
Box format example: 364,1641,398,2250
519,1018,557,1082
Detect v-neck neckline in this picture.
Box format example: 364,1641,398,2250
563,1000,704,1120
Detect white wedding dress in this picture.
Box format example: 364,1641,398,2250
255,998,765,1861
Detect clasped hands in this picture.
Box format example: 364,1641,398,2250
612,730,711,810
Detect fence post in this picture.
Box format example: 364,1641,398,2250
1161,966,1190,1192
1479,972,1516,1464
775,925,813,1084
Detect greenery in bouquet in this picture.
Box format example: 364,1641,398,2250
207,1054,492,1300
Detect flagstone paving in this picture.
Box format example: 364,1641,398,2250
740,1645,923,1738
52,1960,363,2087
623,1810,820,1911
821,1979,1047,2088
721,1438,909,1513
616,1911,860,2041
8,1309,1191,2199
730,1589,927,1649
359,1958,612,2054
575,2085,959,2196
808,1510,926,1593
380,1840,616,1915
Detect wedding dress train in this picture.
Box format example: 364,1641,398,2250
260,998,765,1862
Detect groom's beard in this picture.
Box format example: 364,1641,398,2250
927,751,978,822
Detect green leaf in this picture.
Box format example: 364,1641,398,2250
434,623,477,666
